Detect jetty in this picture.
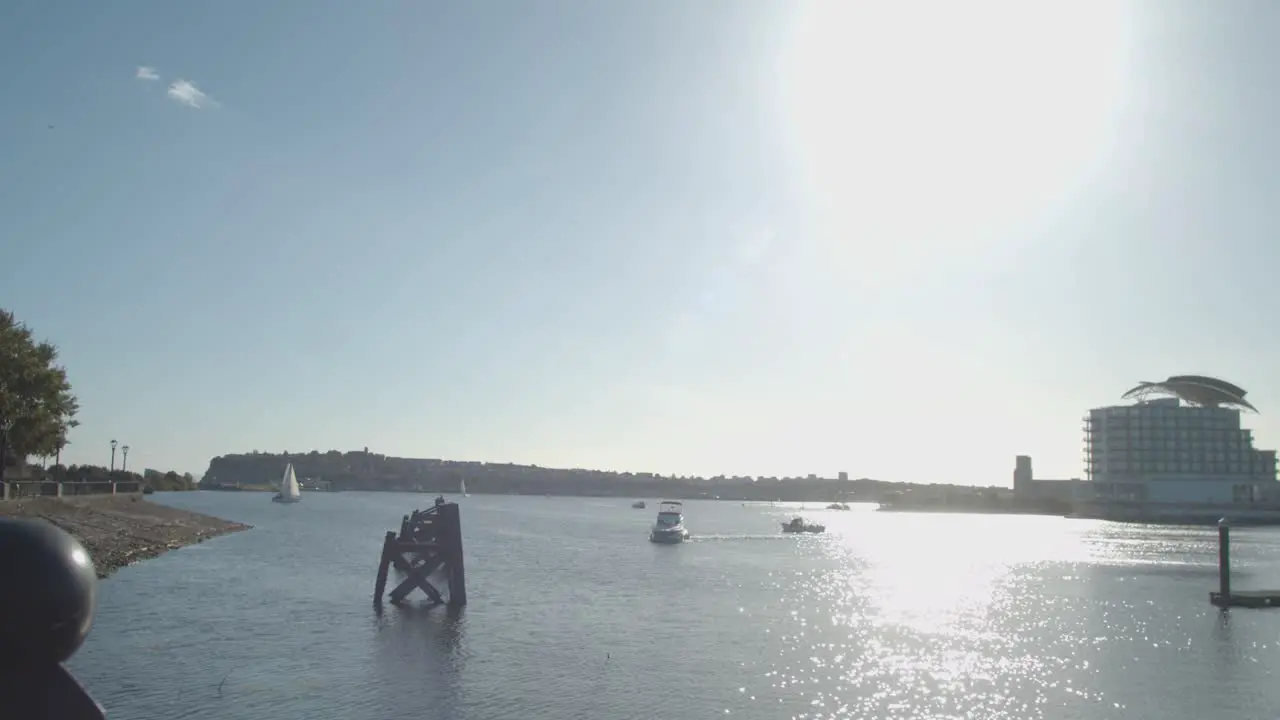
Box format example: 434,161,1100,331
1209,519,1280,608
373,497,466,607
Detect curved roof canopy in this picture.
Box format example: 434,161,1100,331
1121,375,1257,412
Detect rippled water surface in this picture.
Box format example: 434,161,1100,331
68,493,1280,719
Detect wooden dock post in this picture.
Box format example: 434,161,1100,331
373,500,467,608
438,501,467,606
1209,517,1280,608
1218,519,1231,601
373,531,395,604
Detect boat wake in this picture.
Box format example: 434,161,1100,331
688,534,798,542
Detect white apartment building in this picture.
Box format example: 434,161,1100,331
1082,375,1278,506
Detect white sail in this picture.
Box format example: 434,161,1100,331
460,477,468,496
281,463,301,501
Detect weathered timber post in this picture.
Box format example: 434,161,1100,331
373,531,395,605
1209,517,1280,608
1218,518,1231,602
438,501,467,606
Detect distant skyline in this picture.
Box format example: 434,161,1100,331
4,1,1280,483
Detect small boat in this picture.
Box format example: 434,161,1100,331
460,477,469,497
632,500,646,509
649,500,690,544
781,516,824,534
271,463,302,503
826,502,850,510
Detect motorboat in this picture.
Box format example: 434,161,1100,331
649,500,690,543
631,500,647,509
781,516,824,534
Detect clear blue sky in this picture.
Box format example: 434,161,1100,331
2,1,1278,483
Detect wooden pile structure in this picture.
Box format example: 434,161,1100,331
373,499,467,607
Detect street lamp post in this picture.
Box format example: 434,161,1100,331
121,446,130,473
109,440,117,472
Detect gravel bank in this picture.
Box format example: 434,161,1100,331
0,495,250,578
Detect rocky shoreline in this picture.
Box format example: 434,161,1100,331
0,495,250,578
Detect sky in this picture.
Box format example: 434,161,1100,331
2,0,1280,484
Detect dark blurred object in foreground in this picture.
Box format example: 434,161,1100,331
0,517,106,719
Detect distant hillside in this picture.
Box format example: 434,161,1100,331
200,449,975,502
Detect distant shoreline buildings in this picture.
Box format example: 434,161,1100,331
192,373,1279,523
1015,375,1280,522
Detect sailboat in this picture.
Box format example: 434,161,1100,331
271,463,302,503
460,477,469,497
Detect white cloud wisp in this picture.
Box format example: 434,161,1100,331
166,79,217,109
136,66,159,81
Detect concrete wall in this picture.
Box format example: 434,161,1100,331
1141,477,1280,505
1081,477,1280,506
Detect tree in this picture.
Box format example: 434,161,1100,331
0,310,79,482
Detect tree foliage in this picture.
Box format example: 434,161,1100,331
35,465,198,492
0,309,79,461
141,468,197,491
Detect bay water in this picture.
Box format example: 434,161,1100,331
67,493,1280,719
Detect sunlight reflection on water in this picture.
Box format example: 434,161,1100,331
750,509,1280,719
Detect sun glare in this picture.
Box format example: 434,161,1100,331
776,0,1132,277
837,513,1091,635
